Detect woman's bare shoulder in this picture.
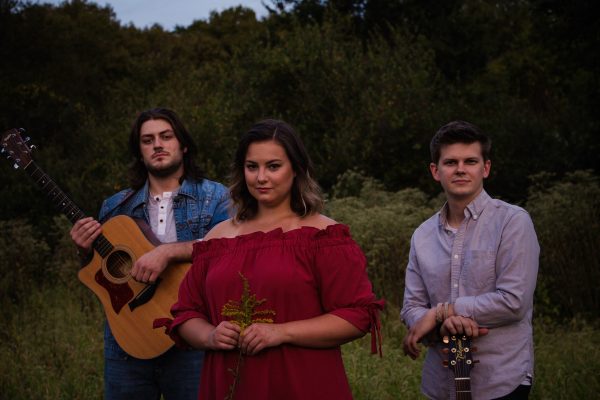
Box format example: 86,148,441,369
204,219,241,240
301,213,338,230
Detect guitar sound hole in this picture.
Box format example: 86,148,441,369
106,250,133,279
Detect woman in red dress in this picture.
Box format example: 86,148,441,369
160,119,383,399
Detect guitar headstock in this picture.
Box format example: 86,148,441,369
443,334,475,377
1,128,35,170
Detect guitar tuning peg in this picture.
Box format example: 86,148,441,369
13,163,20,169
18,128,26,133
24,136,31,142
30,144,37,151
471,346,478,352
442,360,448,367
441,348,449,355
473,359,480,364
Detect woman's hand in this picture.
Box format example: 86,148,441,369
239,323,287,355
208,321,241,351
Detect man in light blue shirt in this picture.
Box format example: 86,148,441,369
401,120,539,399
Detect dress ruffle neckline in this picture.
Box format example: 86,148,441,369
193,223,350,254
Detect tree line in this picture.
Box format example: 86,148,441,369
1,0,598,239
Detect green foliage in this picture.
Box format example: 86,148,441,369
526,170,600,320
2,0,599,233
531,318,600,399
0,284,104,400
326,171,440,306
0,219,51,310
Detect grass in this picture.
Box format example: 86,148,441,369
1,285,598,399
0,284,104,400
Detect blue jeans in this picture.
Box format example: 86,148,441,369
104,323,203,400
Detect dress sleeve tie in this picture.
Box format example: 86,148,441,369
368,299,385,357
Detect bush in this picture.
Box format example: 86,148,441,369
326,171,440,306
526,170,600,320
0,219,51,311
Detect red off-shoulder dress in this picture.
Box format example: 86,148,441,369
158,224,383,400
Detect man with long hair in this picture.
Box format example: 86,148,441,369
70,108,229,399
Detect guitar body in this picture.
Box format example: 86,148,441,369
77,215,190,360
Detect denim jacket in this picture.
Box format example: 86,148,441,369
99,178,230,241
98,177,230,360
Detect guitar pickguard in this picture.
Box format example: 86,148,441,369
94,269,134,313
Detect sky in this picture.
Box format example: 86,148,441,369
39,0,270,30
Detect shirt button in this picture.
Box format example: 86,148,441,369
473,214,478,220
454,254,459,259
454,284,458,288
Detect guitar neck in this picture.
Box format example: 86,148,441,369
444,333,474,400
25,161,86,223
454,375,472,400
24,161,115,257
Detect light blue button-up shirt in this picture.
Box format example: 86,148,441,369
401,190,540,400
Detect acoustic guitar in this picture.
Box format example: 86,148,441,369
1,128,189,359
443,334,475,400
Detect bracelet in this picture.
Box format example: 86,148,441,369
435,303,444,323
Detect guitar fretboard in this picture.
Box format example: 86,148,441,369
25,161,114,257
454,376,472,400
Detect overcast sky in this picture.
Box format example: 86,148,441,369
38,0,269,30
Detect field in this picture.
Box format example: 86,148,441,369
1,285,598,399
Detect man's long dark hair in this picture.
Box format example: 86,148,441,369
128,108,204,189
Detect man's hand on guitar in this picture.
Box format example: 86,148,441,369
70,217,102,256
131,245,171,284
440,315,489,338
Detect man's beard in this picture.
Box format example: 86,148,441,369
145,159,184,178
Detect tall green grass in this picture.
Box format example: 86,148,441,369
1,285,598,399
0,285,104,399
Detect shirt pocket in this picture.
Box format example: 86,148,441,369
462,250,496,290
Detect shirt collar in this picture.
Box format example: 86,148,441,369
176,179,199,200
131,178,198,207
438,189,491,227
